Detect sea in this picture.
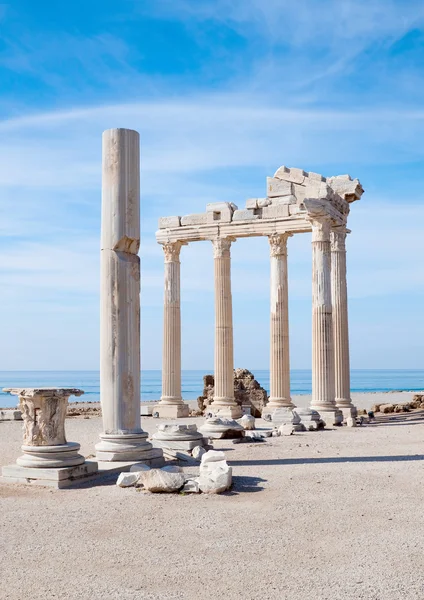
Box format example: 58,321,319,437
0,369,423,408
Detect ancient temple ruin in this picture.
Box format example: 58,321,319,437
155,166,364,425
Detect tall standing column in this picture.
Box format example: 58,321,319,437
331,227,356,419
210,237,241,419
264,233,294,417
157,242,190,418
96,128,159,462
310,216,343,426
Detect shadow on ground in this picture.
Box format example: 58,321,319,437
226,475,267,494
230,455,424,467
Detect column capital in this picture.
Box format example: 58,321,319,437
212,237,235,258
310,216,332,242
268,233,291,257
162,241,183,262
330,227,348,252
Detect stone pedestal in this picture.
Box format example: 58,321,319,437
331,228,357,420
210,238,242,420
267,233,294,414
272,407,305,431
199,417,244,439
309,217,343,426
151,423,207,451
157,242,190,419
96,128,161,463
1,387,98,487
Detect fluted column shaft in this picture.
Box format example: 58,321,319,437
210,237,241,418
160,242,183,404
96,128,154,460
331,228,355,417
310,217,341,424
268,233,293,409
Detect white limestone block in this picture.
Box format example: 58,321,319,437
192,446,206,461
198,460,232,494
278,424,295,436
289,205,301,215
116,472,140,487
206,205,232,223
346,417,356,428
201,450,226,465
257,198,271,208
271,195,297,206
101,129,140,253
308,171,326,182
262,205,290,219
240,414,255,430
180,213,208,226
327,174,364,202
139,468,185,492
245,198,258,209
158,216,180,229
181,478,200,493
273,166,306,184
267,177,293,198
130,463,151,473
232,209,259,221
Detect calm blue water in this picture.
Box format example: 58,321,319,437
0,370,423,407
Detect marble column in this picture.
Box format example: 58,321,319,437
95,128,159,462
265,233,294,417
210,237,241,419
331,227,356,419
310,217,343,425
157,241,190,418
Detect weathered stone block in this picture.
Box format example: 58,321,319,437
271,195,297,206
180,214,208,226
262,204,290,219
232,209,259,221
267,177,293,197
273,166,307,184
158,216,180,229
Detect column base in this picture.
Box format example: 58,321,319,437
95,432,159,462
337,404,358,420
208,404,242,419
151,423,207,451
16,442,85,468
2,461,98,489
262,400,295,420
156,403,190,419
312,408,344,427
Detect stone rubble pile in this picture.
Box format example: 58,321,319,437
372,397,424,414
197,369,268,418
115,450,232,495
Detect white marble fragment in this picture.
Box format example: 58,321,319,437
192,446,206,461
346,417,356,428
182,478,200,493
161,465,183,473
139,468,185,493
199,459,232,494
271,195,297,206
201,450,226,465
278,424,295,436
240,414,255,430
116,472,140,487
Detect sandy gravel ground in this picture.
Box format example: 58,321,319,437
1,394,424,600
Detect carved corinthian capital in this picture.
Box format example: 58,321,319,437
212,237,233,258
269,233,291,257
162,242,182,262
330,228,347,252
311,216,332,242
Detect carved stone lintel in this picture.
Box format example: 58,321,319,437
162,241,182,263
212,237,234,258
269,233,291,257
331,228,348,252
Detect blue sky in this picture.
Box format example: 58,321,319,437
0,0,423,371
